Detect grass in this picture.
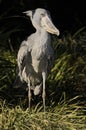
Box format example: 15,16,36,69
0,96,86,130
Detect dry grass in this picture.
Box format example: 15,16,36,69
0,96,86,130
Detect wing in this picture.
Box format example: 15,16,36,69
17,33,36,80
47,46,54,75
17,40,30,82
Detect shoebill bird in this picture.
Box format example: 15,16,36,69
17,8,60,112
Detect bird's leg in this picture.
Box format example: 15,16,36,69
27,78,31,111
42,72,46,113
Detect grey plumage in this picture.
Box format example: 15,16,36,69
16,8,60,112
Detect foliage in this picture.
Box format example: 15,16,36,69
47,29,86,101
0,96,86,130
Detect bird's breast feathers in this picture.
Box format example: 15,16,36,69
31,45,49,73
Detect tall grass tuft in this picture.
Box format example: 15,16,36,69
0,96,86,130
47,29,86,101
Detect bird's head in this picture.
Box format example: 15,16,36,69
23,8,60,36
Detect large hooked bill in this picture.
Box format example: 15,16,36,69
41,15,60,36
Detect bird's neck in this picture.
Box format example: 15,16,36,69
36,28,47,34
36,28,51,42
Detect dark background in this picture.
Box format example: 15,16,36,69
0,0,86,33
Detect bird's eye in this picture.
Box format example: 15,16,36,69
41,13,45,17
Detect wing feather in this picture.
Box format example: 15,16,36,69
17,41,30,81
